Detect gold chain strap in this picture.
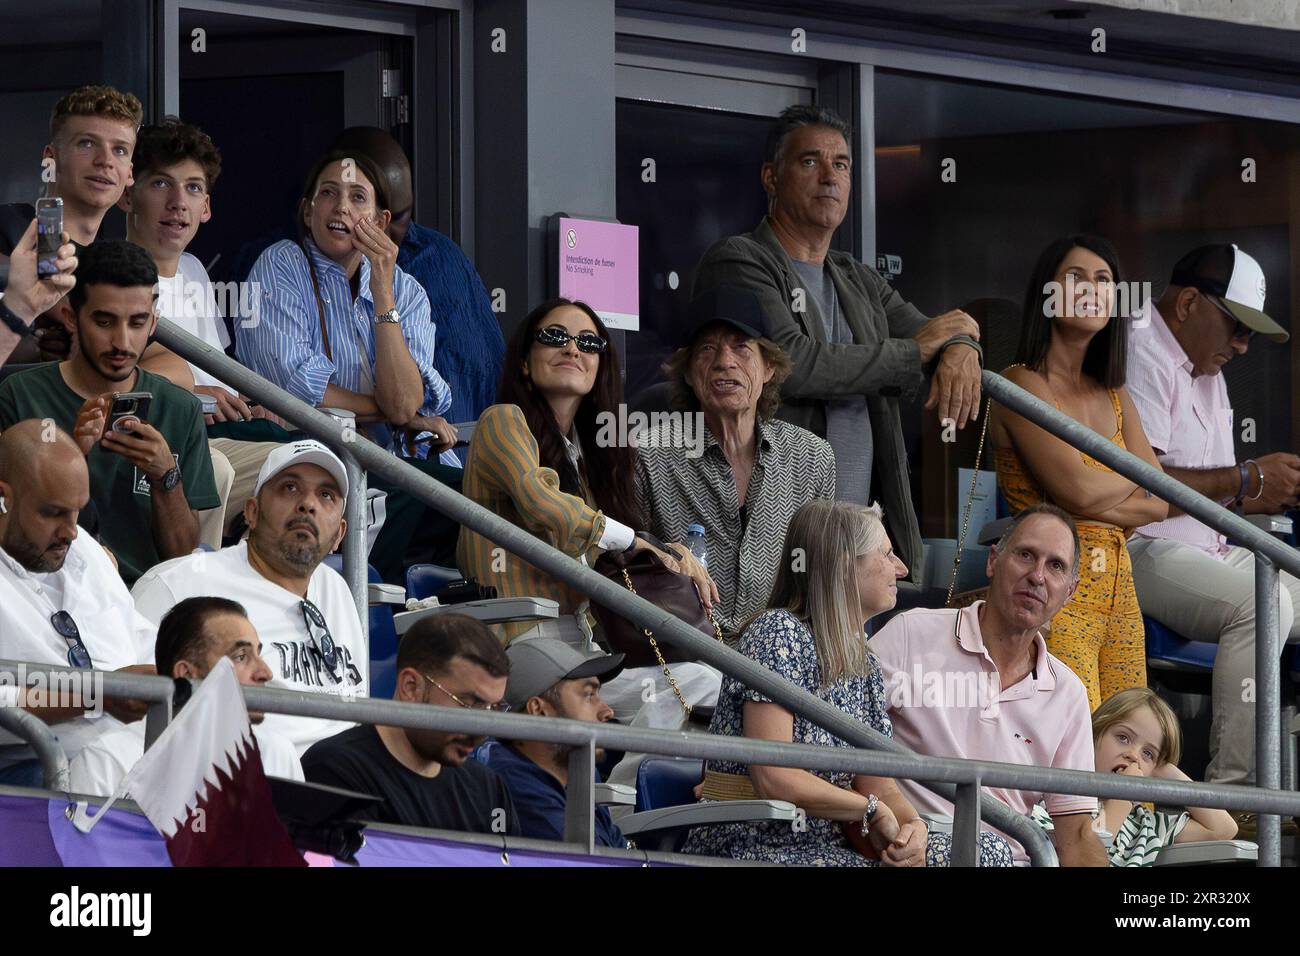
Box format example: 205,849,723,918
619,568,723,718
947,397,994,607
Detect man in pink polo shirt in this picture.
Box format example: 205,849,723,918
1125,244,1300,792
870,504,1107,866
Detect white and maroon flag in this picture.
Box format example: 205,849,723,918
73,657,305,866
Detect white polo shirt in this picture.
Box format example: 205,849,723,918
0,534,154,761
68,721,303,797
131,541,367,754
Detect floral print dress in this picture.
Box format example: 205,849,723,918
681,609,1012,867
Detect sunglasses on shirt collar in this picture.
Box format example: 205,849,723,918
534,326,608,354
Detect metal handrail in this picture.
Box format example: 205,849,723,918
982,368,1295,866
0,706,70,791
153,319,1060,865
9,661,1300,821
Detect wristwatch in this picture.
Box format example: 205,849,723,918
375,307,401,325
149,465,182,492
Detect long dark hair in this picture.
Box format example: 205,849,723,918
497,298,642,527
1016,234,1127,389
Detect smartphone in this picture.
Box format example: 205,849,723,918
35,197,63,277
107,392,153,433
198,393,219,415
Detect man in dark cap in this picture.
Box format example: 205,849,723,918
1126,243,1300,801
482,637,629,847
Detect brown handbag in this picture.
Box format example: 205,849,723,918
591,546,722,714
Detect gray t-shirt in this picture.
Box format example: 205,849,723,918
791,260,873,504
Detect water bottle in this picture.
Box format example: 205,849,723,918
685,523,708,570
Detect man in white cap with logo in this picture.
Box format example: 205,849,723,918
482,638,630,847
133,439,367,753
1126,244,1300,801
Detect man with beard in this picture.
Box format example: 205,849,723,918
0,240,220,586
0,420,155,786
68,596,305,796
132,440,368,753
482,638,628,847
302,614,521,836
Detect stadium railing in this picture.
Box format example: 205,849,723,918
6,660,1300,866
148,320,1299,865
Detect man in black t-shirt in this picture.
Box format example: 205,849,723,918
302,614,521,836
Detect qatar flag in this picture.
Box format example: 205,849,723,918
73,658,305,867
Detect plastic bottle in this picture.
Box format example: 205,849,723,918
685,523,708,569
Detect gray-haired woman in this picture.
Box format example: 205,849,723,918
682,500,1013,866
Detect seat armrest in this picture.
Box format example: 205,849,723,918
394,598,560,634
919,812,953,833
977,517,1013,547
620,800,798,836
1243,513,1293,536
1154,839,1258,866
594,783,636,807
368,583,407,606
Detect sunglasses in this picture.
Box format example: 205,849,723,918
51,610,92,669
300,598,340,680
1201,292,1255,342
534,326,607,354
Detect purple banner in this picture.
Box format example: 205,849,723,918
0,794,658,867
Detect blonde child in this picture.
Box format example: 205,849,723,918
1034,687,1237,865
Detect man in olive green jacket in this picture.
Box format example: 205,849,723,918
693,105,983,581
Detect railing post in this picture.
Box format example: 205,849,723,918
340,449,370,677
1254,553,1281,867
563,740,597,854
951,777,980,867
143,696,172,751
0,708,70,791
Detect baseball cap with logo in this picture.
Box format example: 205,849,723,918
504,637,625,711
253,439,350,499
1169,244,1289,343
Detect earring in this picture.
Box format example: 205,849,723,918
0,497,7,514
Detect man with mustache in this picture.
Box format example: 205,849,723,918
132,440,368,753
868,504,1107,866
302,614,522,837
0,420,155,787
0,240,220,586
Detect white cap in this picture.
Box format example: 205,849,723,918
253,439,349,499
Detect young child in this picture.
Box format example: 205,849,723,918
1033,687,1238,866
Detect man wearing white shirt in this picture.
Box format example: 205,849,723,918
0,420,155,786
123,118,280,542
132,439,366,754
70,595,304,796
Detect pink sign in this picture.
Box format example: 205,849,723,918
556,216,639,331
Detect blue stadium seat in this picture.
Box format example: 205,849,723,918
324,554,399,699
1144,615,1217,672
634,758,704,813
405,563,463,601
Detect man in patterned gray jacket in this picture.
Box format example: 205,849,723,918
692,104,983,580
636,286,835,638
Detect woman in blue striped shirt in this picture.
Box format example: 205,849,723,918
238,149,459,464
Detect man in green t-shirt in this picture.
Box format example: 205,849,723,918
0,240,218,585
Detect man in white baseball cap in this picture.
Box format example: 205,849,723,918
1126,244,1300,815
133,438,368,754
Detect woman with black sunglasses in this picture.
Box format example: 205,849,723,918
458,298,710,648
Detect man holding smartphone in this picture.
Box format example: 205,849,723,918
0,218,79,366
0,240,220,586
0,85,142,366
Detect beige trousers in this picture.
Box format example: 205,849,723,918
196,438,282,548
